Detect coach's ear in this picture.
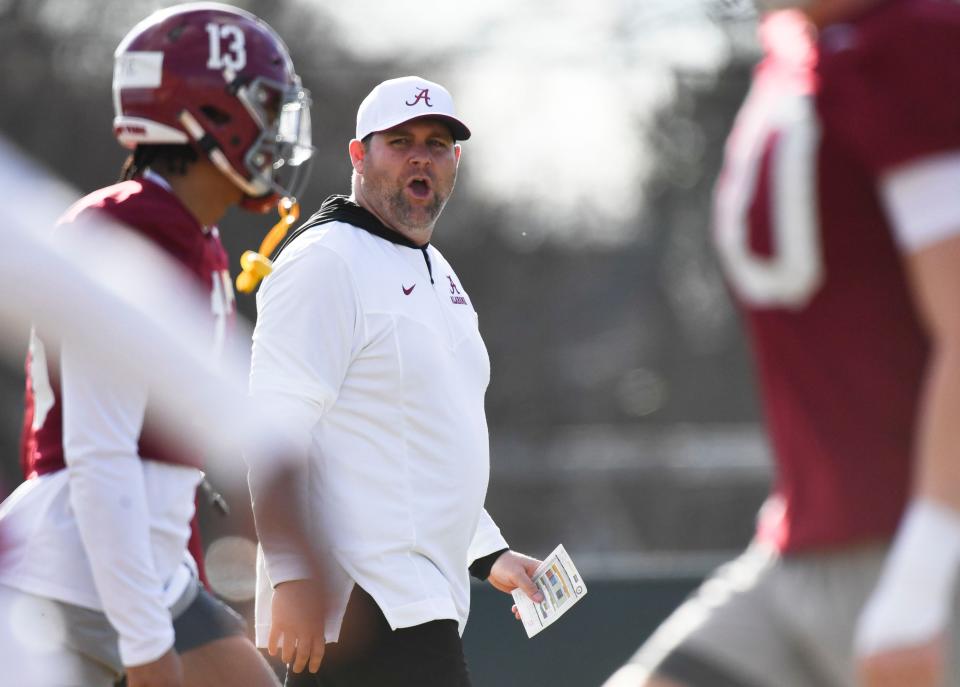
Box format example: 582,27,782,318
348,139,366,174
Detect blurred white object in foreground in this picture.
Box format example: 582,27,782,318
0,136,287,483
0,136,319,582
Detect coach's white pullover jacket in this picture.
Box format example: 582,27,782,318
249,209,508,645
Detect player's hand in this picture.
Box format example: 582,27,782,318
488,550,544,606
269,578,326,674
125,647,183,687
857,637,945,687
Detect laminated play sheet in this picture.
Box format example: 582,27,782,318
512,544,587,638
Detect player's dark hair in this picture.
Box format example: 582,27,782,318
119,144,199,181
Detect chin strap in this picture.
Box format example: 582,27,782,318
236,197,300,294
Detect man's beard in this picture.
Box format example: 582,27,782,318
387,188,446,233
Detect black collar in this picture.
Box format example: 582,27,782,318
275,195,428,257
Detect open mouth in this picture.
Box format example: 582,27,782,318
407,177,432,199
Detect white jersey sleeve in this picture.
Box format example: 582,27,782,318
249,237,362,585
881,150,960,253
60,337,174,667
468,507,509,564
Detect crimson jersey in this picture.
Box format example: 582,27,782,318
20,176,235,579
714,0,960,552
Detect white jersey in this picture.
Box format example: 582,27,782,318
249,216,508,644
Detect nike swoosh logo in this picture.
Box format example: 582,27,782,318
402,284,416,295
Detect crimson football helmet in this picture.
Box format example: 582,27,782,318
112,2,312,212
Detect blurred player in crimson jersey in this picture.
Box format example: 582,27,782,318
603,1,960,687
0,4,312,687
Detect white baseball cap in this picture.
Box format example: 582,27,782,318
355,75,471,141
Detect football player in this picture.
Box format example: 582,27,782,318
0,4,312,686
603,1,960,686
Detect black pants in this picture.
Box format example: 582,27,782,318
285,586,472,687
